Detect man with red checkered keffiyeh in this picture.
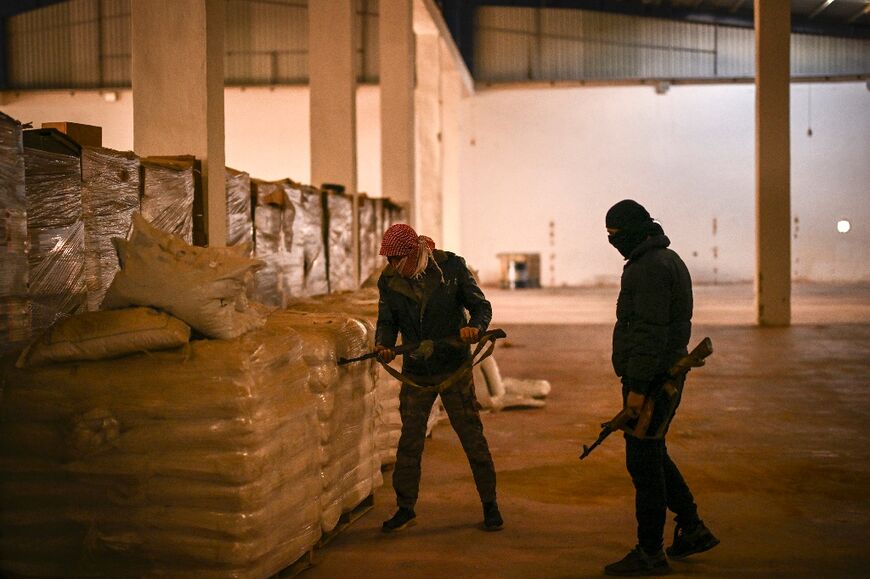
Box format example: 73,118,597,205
375,223,503,533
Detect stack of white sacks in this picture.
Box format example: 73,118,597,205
0,217,381,576
0,313,322,578
288,289,445,467
267,310,382,533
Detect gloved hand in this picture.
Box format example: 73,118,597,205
459,326,480,344
375,345,395,363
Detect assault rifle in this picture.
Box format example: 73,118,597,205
579,337,713,460
338,328,507,366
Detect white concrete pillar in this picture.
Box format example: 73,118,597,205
379,0,415,225
131,0,226,246
309,0,358,285
415,32,442,243
754,0,791,326
440,38,463,253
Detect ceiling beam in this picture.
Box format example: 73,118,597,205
808,0,837,20
470,0,869,39
846,4,870,24
0,0,68,19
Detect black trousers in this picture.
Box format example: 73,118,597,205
393,374,497,509
625,435,700,553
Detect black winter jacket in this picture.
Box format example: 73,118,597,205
612,233,693,395
376,250,492,378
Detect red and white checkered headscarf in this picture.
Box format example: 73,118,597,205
380,224,436,279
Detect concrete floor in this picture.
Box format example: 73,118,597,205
302,284,870,578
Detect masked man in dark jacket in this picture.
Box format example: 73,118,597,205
375,224,503,533
603,200,719,576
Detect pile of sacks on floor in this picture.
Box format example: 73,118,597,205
0,216,380,577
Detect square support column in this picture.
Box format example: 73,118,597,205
754,0,791,326
380,0,415,226
310,0,359,285
415,32,442,242
132,0,226,247
440,38,464,253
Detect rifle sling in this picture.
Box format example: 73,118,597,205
378,332,500,394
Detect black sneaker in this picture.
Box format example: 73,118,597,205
482,501,504,531
381,507,416,533
666,521,720,559
604,545,671,576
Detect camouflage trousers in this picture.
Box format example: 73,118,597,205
393,373,497,508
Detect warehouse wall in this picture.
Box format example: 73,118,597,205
460,82,870,286
2,81,868,285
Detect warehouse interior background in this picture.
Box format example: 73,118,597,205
1,0,869,578
2,0,867,287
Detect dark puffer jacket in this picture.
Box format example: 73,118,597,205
613,233,693,395
376,250,492,378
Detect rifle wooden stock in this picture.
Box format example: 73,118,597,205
624,337,714,438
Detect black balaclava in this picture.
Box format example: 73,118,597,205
606,199,655,259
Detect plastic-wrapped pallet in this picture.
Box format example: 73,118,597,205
268,310,381,533
0,112,29,353
281,182,309,300
81,147,140,311
0,314,322,578
140,156,195,244
287,289,444,467
252,180,304,307
325,191,356,293
299,184,328,296
226,167,253,254
24,145,87,335
358,195,380,286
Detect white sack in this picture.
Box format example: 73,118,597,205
103,214,267,339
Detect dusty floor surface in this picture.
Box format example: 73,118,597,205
299,284,870,579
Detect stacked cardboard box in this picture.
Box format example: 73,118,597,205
225,167,253,254
0,113,29,353
358,195,380,285
298,183,328,296
140,156,195,244
81,147,140,311
23,133,86,335
325,191,355,293
251,180,304,307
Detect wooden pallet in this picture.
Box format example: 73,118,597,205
318,493,376,548
272,493,376,578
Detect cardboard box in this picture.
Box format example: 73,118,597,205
41,122,102,147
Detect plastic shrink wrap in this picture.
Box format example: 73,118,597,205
287,290,443,467
251,180,303,307
81,147,140,311
267,309,381,532
140,156,195,244
358,196,380,286
299,184,328,296
23,143,86,336
0,112,29,353
325,191,356,293
226,168,253,254
0,316,322,578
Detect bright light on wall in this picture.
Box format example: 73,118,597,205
837,220,851,234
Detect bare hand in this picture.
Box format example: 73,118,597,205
625,391,645,419
460,326,480,344
375,345,395,363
